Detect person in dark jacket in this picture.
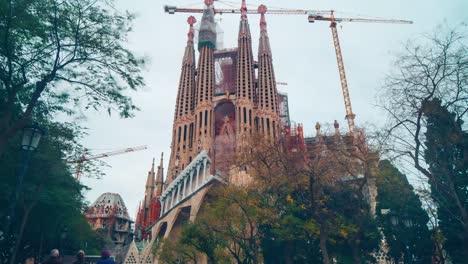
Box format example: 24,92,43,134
73,250,85,264
96,249,115,264
44,249,63,264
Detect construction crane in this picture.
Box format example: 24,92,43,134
164,2,330,16
69,145,148,181
164,1,412,135
307,11,412,134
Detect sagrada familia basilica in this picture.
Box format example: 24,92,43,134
120,0,379,263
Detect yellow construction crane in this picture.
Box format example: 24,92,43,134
164,0,412,134
69,145,148,181
307,11,412,133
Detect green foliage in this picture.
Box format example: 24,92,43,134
0,0,145,155
0,119,104,261
379,25,468,262
423,98,468,263
158,238,199,264
157,138,384,264
376,160,433,263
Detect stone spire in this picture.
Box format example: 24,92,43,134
236,0,256,139
193,0,216,159
168,16,198,184
238,0,250,36
144,158,156,208
155,153,164,196
174,16,196,122
257,5,280,140
258,5,272,56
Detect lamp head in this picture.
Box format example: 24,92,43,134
21,124,45,151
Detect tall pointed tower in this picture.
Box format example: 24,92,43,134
143,158,155,209
155,152,164,197
235,0,256,142
167,16,197,183
257,5,280,141
193,0,217,158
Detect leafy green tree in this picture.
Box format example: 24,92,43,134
422,98,467,263
0,0,145,156
376,160,433,263
0,118,104,263
158,238,199,264
179,223,227,264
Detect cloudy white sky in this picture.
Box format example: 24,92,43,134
79,0,468,219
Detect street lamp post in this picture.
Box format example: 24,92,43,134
4,125,44,237
390,212,414,264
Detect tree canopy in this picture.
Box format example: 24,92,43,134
423,98,467,263
376,160,433,263
380,25,467,262
158,134,381,264
0,119,105,263
0,0,145,156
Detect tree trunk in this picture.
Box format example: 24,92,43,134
0,137,8,159
284,241,293,264
38,232,44,262
351,240,361,264
319,225,330,264
9,205,33,264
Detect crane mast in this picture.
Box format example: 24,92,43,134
165,3,412,135
329,11,355,133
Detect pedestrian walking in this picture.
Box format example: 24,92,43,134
23,255,35,264
96,249,115,264
44,249,63,264
73,250,85,264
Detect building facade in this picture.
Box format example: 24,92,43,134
125,1,379,263
85,192,133,244
164,0,282,184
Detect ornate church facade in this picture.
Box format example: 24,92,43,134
127,0,379,263
129,1,285,262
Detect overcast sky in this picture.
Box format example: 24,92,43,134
79,0,468,219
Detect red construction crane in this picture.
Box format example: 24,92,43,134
164,1,412,134
69,145,148,181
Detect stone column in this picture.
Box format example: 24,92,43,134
160,199,165,215
183,177,187,198
170,189,175,209
196,163,201,188
203,158,208,182
189,170,194,193
177,182,182,203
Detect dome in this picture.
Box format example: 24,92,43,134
85,192,132,221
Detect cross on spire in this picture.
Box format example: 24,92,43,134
241,0,247,19
258,5,267,31
187,16,196,43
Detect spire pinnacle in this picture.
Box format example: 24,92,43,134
241,0,247,19
155,152,164,196
187,16,196,43
151,157,155,172
156,152,164,183
258,5,267,31
258,5,271,56
159,152,164,168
